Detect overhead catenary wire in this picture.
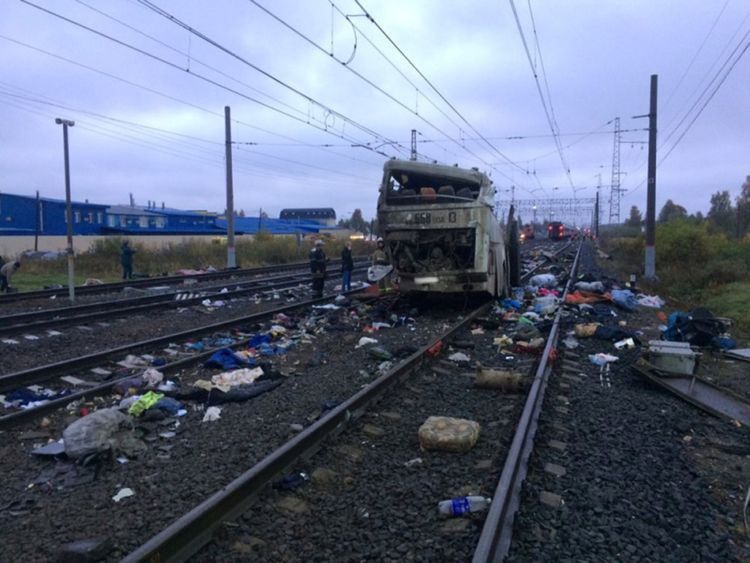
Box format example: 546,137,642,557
352,0,528,176
0,35,381,173
623,24,750,198
508,0,576,191
18,0,407,161
661,0,731,112
660,25,750,152
131,0,410,157
165,0,519,183
72,0,309,120
0,85,372,184
659,33,750,165
248,0,464,136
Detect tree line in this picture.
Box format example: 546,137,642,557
625,175,750,238
337,209,377,234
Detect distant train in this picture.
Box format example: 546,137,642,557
376,159,516,296
547,222,587,241
547,221,570,241
520,224,535,240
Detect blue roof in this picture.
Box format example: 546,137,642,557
101,225,225,235
217,217,323,235
1,192,108,208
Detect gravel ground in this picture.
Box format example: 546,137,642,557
0,263,325,315
194,314,532,562
0,292,483,561
0,273,361,375
8,240,745,562
506,242,750,562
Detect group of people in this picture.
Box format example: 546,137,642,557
309,237,389,298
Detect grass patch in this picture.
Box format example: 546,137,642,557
9,272,113,293
601,221,750,342
701,282,750,340
7,236,374,293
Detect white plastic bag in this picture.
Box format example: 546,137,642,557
368,265,393,282
529,274,557,288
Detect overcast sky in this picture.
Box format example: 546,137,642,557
1,0,748,223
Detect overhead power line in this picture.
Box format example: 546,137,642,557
132,0,408,156
659,33,750,164
353,0,528,176
245,0,521,183
19,0,405,160
0,34,382,169
508,0,576,191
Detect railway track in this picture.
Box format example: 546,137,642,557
0,264,369,337
0,241,572,418
118,243,580,562
0,240,580,557
0,257,349,303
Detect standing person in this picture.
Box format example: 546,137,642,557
372,237,390,291
309,239,327,298
0,260,21,292
120,241,135,280
340,240,353,292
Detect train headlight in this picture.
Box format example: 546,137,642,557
414,276,439,284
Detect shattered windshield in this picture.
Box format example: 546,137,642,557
385,170,481,205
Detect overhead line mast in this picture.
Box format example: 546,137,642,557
608,117,624,224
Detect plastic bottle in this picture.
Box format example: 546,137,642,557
273,472,309,491
438,496,491,517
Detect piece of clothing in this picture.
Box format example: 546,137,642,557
342,270,352,292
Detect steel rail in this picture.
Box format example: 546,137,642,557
0,257,367,303
0,266,368,337
0,290,354,394
472,241,582,563
0,343,222,428
0,287,383,426
120,302,491,563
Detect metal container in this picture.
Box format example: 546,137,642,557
648,341,698,375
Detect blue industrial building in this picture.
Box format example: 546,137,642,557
279,208,337,226
217,216,322,235
102,204,225,235
0,192,107,236
0,192,332,237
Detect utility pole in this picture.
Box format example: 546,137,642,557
55,118,76,302
644,75,658,279
224,106,236,268
34,190,40,252
410,129,417,161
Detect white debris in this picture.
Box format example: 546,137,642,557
202,406,222,422
112,488,135,502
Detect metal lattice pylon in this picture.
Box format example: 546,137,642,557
608,117,623,224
